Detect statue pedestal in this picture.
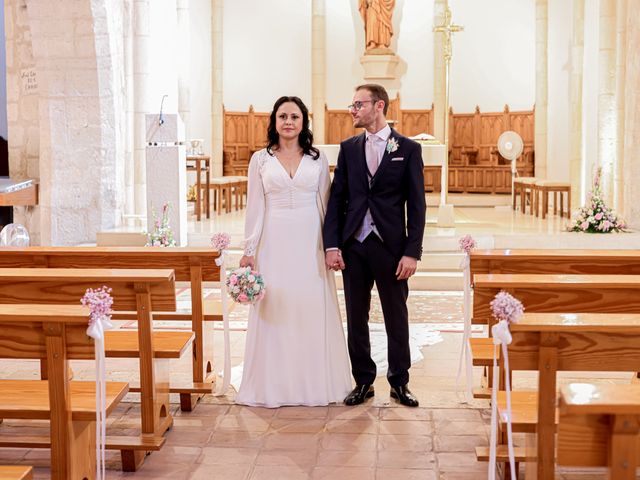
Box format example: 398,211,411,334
360,54,399,95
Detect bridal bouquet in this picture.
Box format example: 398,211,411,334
569,167,627,233
226,267,265,304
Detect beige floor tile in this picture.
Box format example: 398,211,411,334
276,406,330,419
207,430,268,448
255,449,318,468
380,407,432,421
317,450,377,468
249,465,311,480
377,450,436,469
320,433,378,451
325,419,378,434
198,446,260,465
377,434,433,452
270,418,328,434
434,434,488,452
379,419,432,435
375,468,437,480
311,466,375,480
436,452,487,472
189,463,252,480
263,432,320,451
433,419,487,436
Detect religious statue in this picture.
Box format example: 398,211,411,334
358,0,396,53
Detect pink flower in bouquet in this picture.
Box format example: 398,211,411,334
595,212,603,221
237,293,248,303
490,291,524,324
81,286,114,326
458,234,477,255
211,232,231,251
229,275,238,285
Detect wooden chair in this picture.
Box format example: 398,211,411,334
0,466,33,480
559,383,640,480
0,246,223,411
0,304,129,479
186,155,211,221
533,180,571,219
0,268,178,471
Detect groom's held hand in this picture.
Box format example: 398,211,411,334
396,256,417,280
325,250,345,271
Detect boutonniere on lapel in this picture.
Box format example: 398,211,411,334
386,137,399,154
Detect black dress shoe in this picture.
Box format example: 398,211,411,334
390,385,419,407
344,384,374,406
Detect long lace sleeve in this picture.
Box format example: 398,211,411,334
317,151,331,221
243,150,266,256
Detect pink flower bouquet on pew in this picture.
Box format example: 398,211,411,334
226,266,265,304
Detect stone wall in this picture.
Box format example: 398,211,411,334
5,0,125,245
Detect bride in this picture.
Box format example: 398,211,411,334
235,96,352,407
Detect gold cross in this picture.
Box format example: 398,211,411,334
433,4,464,63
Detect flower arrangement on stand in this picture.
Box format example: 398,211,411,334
146,202,176,247
569,167,627,233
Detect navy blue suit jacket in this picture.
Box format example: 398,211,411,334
323,129,426,260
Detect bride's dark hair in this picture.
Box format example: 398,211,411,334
266,96,320,160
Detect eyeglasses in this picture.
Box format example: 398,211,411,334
347,100,376,111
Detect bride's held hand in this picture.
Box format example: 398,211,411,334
239,255,255,269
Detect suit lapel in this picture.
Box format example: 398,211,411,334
355,132,369,189
370,128,397,187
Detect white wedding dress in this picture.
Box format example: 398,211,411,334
235,148,352,408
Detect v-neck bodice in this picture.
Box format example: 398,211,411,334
257,150,323,210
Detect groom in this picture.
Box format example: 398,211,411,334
323,84,426,407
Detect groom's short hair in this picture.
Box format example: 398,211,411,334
356,84,389,116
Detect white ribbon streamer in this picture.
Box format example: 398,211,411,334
214,252,231,396
86,315,114,480
455,253,474,402
488,320,516,480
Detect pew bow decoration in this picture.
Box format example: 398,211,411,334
211,233,232,396
81,286,114,480
488,291,524,480
456,234,477,402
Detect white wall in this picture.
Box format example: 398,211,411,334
189,0,212,153
223,0,312,112
449,0,535,112
223,0,535,114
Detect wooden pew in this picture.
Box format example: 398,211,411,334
0,268,178,471
470,249,640,276
469,251,640,396
0,466,33,480
478,312,640,479
0,304,129,479
0,247,222,411
558,383,640,480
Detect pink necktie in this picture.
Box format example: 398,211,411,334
366,136,379,177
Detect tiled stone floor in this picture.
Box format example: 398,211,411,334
1,205,637,479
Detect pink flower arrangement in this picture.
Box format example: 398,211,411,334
569,167,627,233
81,286,114,326
146,202,176,247
211,232,231,251
226,266,265,304
490,291,524,324
458,234,477,254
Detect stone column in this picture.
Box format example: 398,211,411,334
622,0,640,228
311,0,326,144
211,0,223,176
432,0,446,142
534,0,548,180
569,0,585,205
25,0,121,245
177,0,191,139
133,0,152,219
596,0,618,207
